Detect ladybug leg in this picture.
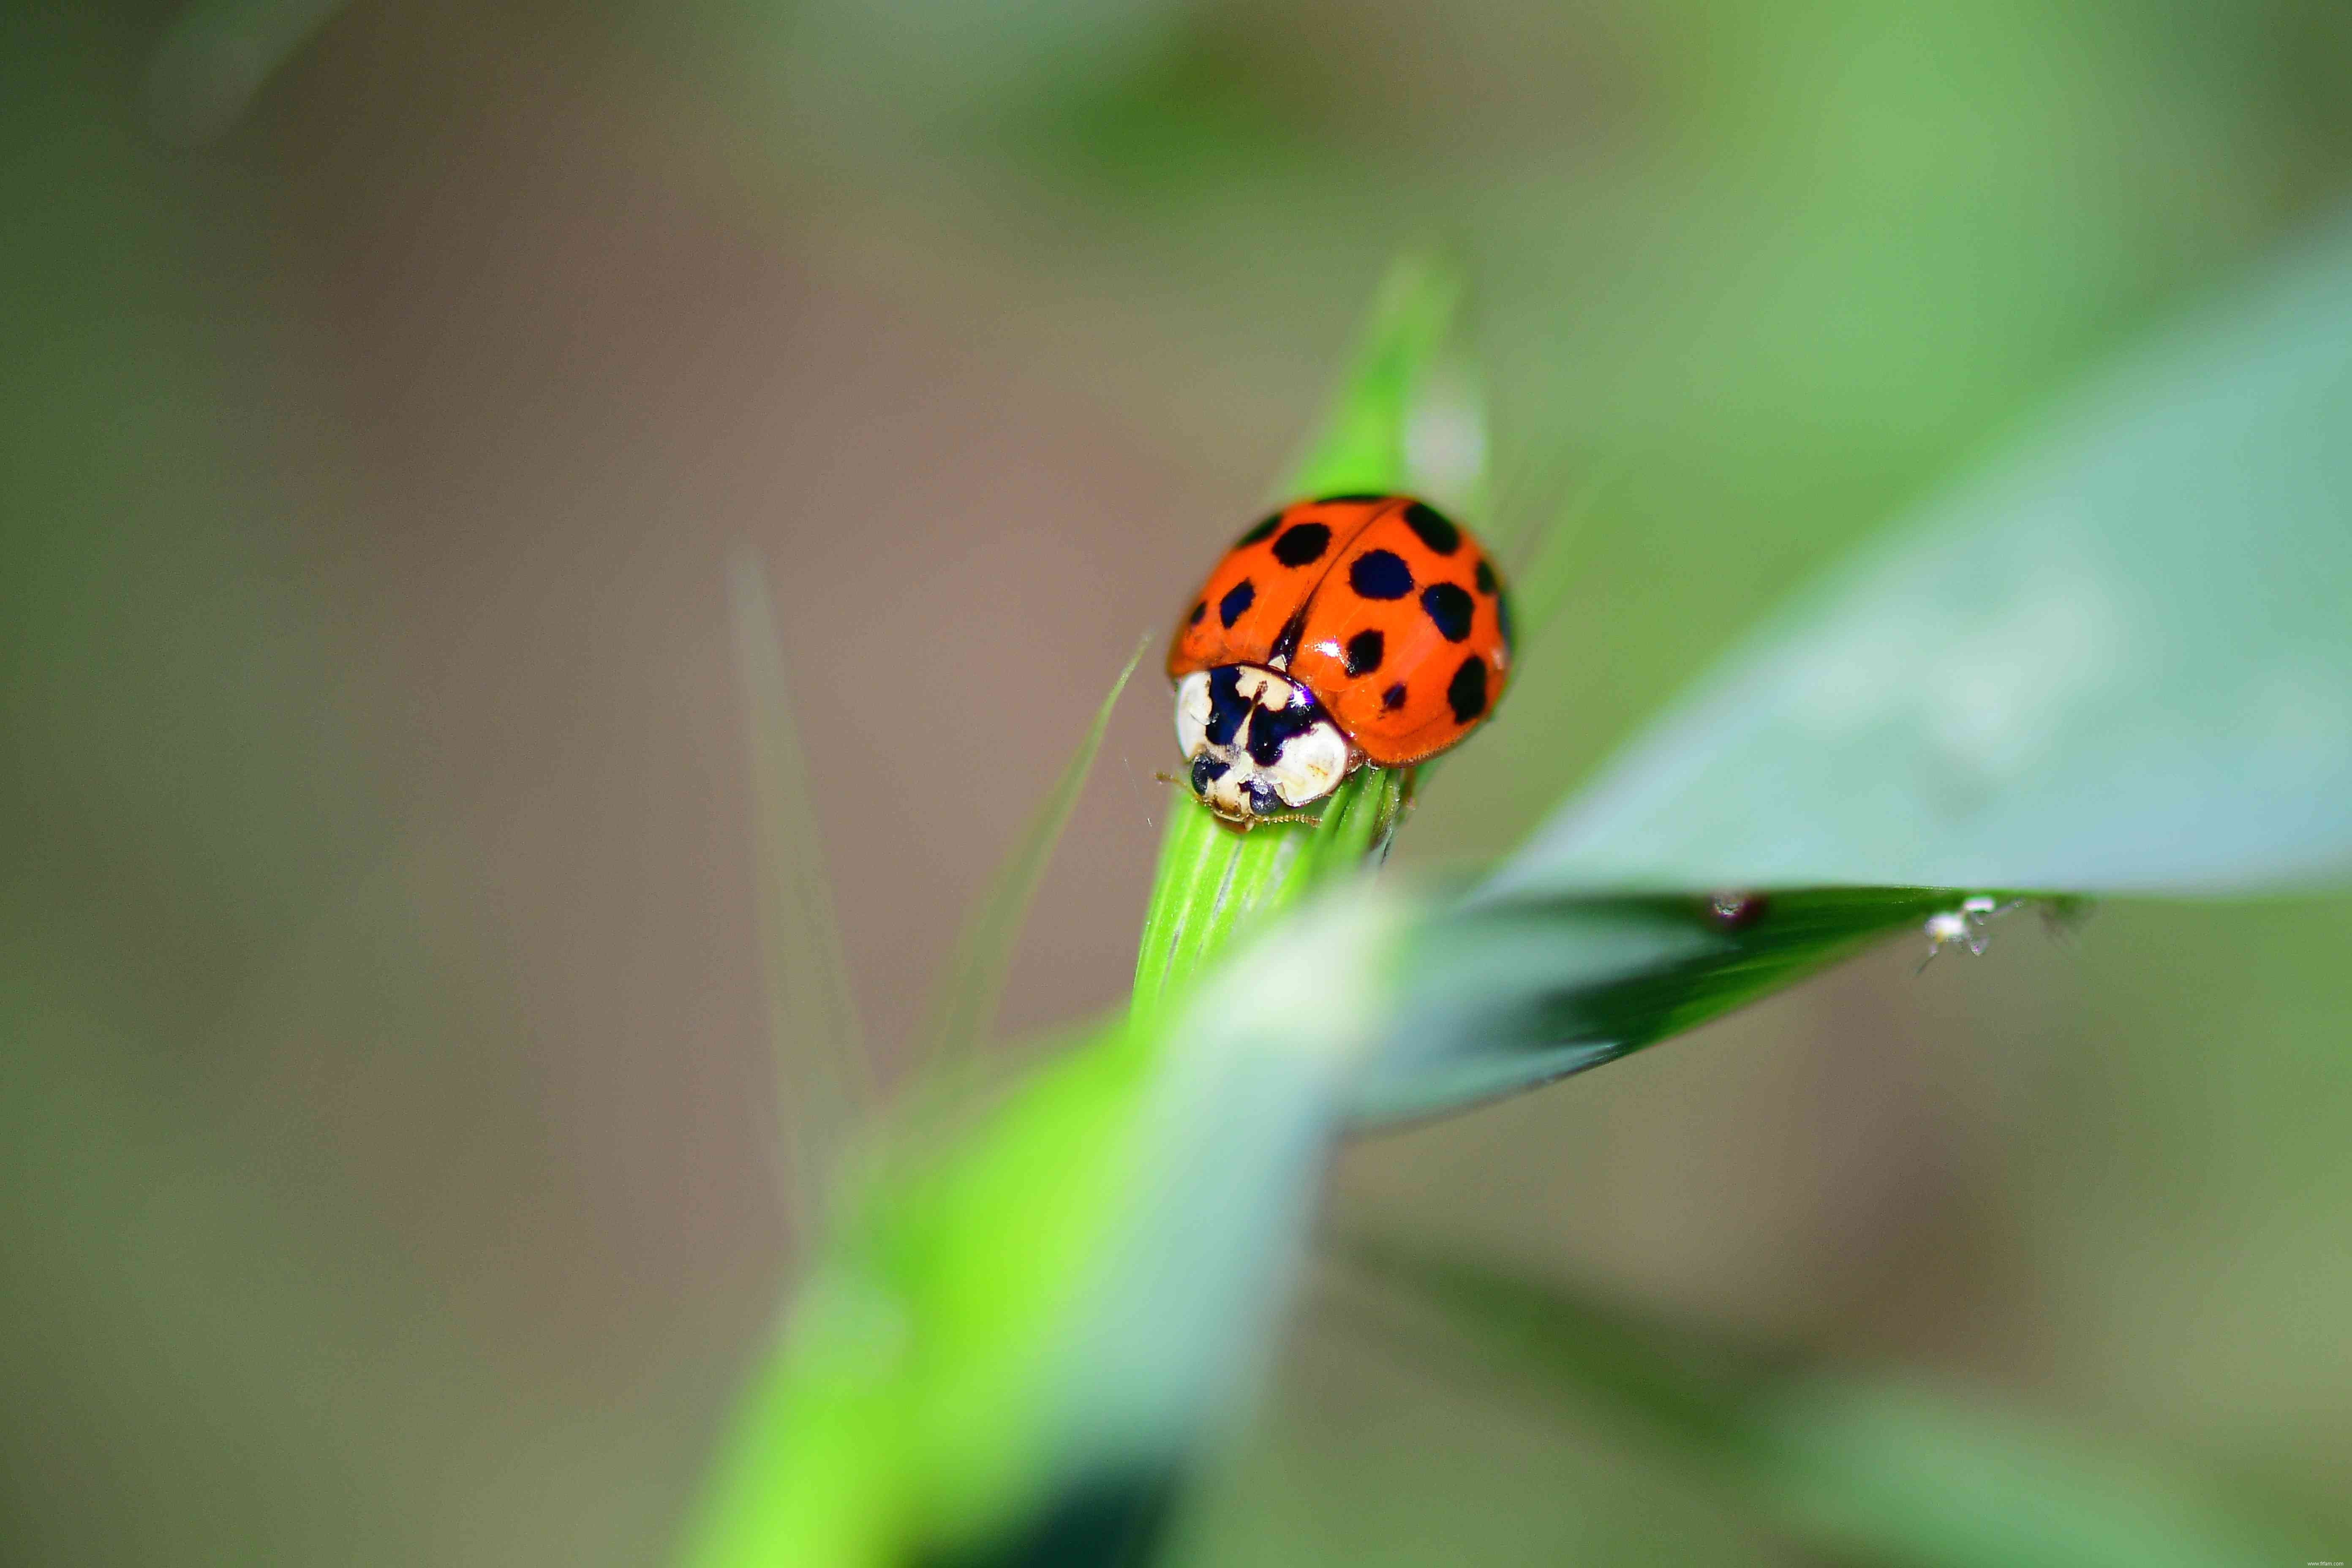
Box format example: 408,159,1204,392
1205,810,1323,831
1372,765,1417,843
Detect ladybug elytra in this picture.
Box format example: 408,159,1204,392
1167,494,1511,824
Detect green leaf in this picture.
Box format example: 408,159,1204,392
678,887,1412,1568
1493,212,2352,900
1759,1381,2283,1568
1340,1241,2286,1568
1502,463,1625,660
675,1008,1161,1568
1279,252,1471,506
147,0,351,143
727,553,871,1247
917,633,1149,1070
1048,889,1409,1480
1353,885,2047,1124
1332,1234,1783,1465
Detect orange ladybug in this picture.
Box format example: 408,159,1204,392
1168,493,1511,823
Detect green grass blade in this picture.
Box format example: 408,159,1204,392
1504,462,1624,658
727,552,871,1245
1353,885,2020,1124
1332,1235,1785,1465
917,633,1150,1069
1279,251,1469,504
1494,214,2352,900
1130,765,1405,1019
1340,1240,2287,1568
1759,1381,2285,1568
1135,251,1467,1017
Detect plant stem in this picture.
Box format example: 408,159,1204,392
1130,765,1410,1018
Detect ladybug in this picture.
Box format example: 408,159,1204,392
1168,493,1512,824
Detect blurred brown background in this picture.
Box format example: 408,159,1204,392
5,1,2350,1562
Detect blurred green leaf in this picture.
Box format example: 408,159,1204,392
779,0,1188,126
1493,212,2352,900
1046,891,1408,1496
1332,1234,1786,1466
1501,464,1624,658
1280,253,1470,506
1759,1381,2282,1568
729,553,871,1245
1340,1241,2284,1568
677,1007,1155,1568
147,0,351,143
679,888,1412,1568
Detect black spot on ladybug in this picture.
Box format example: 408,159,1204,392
1218,579,1255,628
1244,697,1318,767
1235,514,1282,546
1496,588,1515,652
1403,502,1461,555
1271,523,1331,567
1188,600,1206,626
1205,667,1249,745
1474,558,1497,595
1446,656,1488,723
1349,549,1413,600
1381,682,1407,711
1421,582,1474,642
1315,492,1389,504
1190,754,1229,795
1343,629,1384,677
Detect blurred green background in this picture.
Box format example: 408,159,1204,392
5,1,2349,1562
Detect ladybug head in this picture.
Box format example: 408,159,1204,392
1174,664,1356,824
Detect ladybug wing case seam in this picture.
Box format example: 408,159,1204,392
1165,498,1402,679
